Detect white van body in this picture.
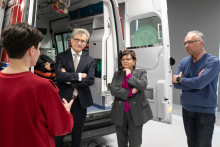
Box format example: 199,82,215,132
0,0,173,142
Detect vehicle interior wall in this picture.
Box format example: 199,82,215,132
167,0,220,112
36,18,52,49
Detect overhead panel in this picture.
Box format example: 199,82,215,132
69,1,103,20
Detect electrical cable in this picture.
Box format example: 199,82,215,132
87,139,100,147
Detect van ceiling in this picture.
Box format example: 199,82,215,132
37,0,81,19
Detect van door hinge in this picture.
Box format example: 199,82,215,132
103,75,106,80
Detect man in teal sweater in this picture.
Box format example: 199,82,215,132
172,30,220,147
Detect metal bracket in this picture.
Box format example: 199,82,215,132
103,75,106,80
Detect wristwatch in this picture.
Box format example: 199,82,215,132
176,76,182,84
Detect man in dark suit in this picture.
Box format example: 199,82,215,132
55,28,95,147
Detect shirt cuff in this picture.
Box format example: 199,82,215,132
128,90,133,97
78,73,82,81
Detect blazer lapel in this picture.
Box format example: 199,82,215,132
76,52,87,72
119,70,125,86
132,69,138,78
66,49,75,72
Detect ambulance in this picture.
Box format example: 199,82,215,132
0,0,173,143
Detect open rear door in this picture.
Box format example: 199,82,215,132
124,0,172,124
0,0,7,66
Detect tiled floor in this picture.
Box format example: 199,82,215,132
80,114,220,147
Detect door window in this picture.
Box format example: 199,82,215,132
55,32,72,53
63,32,72,50
55,35,64,53
130,16,162,47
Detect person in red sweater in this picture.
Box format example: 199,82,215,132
0,22,74,147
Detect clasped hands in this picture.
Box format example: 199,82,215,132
172,69,205,84
123,68,138,94
61,68,87,85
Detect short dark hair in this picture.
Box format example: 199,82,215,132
120,50,137,69
0,22,43,59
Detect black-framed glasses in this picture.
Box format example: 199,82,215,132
182,40,200,47
72,37,87,44
121,58,133,62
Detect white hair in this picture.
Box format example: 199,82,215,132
187,30,205,42
71,28,90,41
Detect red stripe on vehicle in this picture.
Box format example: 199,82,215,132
14,0,19,5
118,7,121,17
0,0,2,7
10,6,19,24
118,7,124,40
17,5,22,22
120,18,124,40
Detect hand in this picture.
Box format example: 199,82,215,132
66,82,71,85
123,68,131,76
82,73,87,78
132,88,138,94
61,68,66,72
62,98,74,111
172,71,182,84
198,69,205,77
45,62,52,71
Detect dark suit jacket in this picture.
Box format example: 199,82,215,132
55,49,95,109
109,69,153,126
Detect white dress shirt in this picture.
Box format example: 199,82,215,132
71,48,82,81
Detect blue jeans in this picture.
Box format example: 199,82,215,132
182,108,215,147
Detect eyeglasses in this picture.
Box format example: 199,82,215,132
182,40,200,47
121,58,133,62
72,37,87,44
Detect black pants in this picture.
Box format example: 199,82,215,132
115,111,143,147
182,108,215,147
55,98,87,147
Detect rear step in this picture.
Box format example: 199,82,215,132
84,118,114,131
63,125,116,142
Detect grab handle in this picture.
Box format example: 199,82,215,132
157,24,162,39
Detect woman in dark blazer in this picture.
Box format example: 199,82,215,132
109,50,153,147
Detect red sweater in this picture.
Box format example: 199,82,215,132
0,71,73,147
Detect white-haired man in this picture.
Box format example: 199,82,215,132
55,28,95,147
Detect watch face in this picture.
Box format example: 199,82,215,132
176,77,181,82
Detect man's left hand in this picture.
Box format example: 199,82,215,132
172,71,182,84
61,68,66,72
